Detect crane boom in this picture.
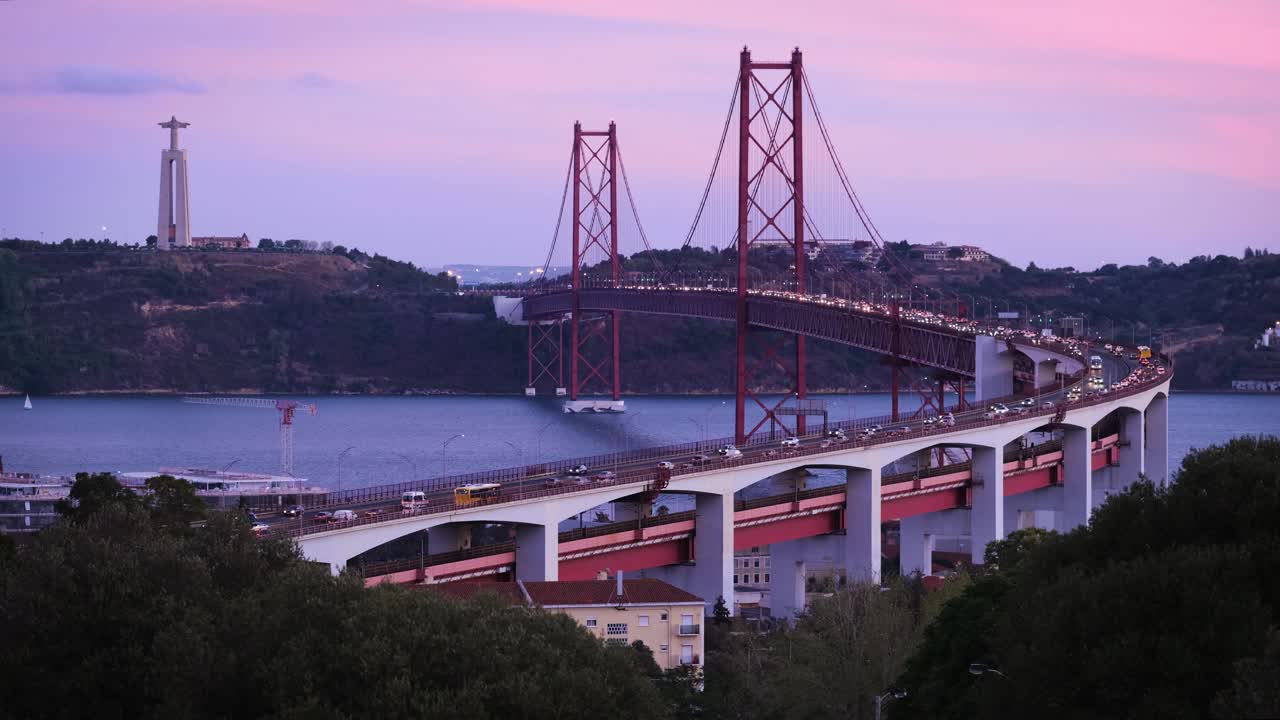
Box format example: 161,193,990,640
181,397,317,476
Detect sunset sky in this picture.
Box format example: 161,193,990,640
1,1,1276,269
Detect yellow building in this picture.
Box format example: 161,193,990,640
520,576,705,671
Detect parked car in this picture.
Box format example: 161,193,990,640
282,505,304,518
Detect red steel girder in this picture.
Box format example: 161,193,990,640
570,121,621,401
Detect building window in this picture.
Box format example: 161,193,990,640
753,559,760,568
765,573,770,582
681,644,694,665
606,638,628,647
754,574,760,583
733,575,739,584
606,623,628,636
751,546,760,553
660,612,668,622
639,615,650,627
585,617,597,628
659,644,668,652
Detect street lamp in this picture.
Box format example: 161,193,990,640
394,452,417,478
536,420,556,462
703,400,726,446
874,687,907,720
501,440,523,470
337,445,356,493
441,433,465,476
968,662,1007,678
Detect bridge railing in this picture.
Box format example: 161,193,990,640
290,350,1166,540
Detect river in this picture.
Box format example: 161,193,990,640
2,393,1275,491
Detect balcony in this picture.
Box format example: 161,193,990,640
677,624,700,636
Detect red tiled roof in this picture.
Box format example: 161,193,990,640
414,581,525,606
522,579,703,606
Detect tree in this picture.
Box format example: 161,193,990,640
0,503,668,720
712,595,731,625
144,474,206,530
54,471,139,523
331,244,348,257
257,238,275,250
896,437,1280,720
284,239,305,251
145,235,158,248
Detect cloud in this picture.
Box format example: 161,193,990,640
295,71,336,89
51,66,205,95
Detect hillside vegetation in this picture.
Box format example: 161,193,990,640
0,240,1274,394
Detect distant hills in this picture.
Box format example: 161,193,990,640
0,239,1275,395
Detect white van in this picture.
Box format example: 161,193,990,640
401,491,428,512
332,509,357,522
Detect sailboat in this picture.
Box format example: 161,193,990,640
23,394,32,411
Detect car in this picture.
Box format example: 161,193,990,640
924,416,938,426
983,410,998,420
781,437,800,448
282,505,304,518
764,449,779,457
1041,400,1055,409
692,454,711,465
718,446,743,459
1019,398,1035,407
332,509,357,522
990,403,1010,415
1156,366,1166,375
251,523,271,536
891,426,911,436
544,477,563,488
574,477,593,486
363,508,384,518
1011,406,1030,416
592,470,617,482
310,511,333,524
827,429,847,439
940,412,956,427
820,439,833,448
566,464,589,475
657,461,676,471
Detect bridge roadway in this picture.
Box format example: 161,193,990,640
289,342,1169,611
522,285,982,375
356,432,1123,587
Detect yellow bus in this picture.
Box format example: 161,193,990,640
454,483,501,506
1137,345,1152,360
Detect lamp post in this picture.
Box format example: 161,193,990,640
703,400,726,447
501,440,523,479
336,445,356,493
441,433,465,477
873,687,907,720
394,452,417,478
536,420,556,463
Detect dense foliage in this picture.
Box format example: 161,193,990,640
0,477,668,720
895,436,1280,719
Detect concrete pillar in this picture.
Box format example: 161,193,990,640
1144,394,1169,487
769,539,808,619
689,492,734,614
515,524,558,581
898,514,935,576
1063,426,1093,530
975,335,1014,401
845,467,882,584
970,446,1004,564
1034,359,1058,390
1118,409,1145,487
428,524,463,555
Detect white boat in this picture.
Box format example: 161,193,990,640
22,395,31,411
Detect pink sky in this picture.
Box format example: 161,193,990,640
0,1,1276,268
